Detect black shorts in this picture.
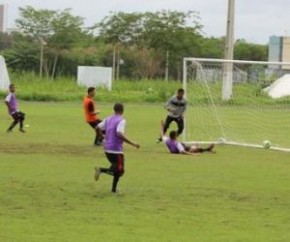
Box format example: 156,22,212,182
182,143,191,152
12,111,25,121
88,119,102,129
105,153,125,176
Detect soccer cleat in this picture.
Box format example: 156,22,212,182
207,143,216,153
94,141,103,146
19,129,26,133
6,129,12,133
94,167,101,181
156,137,162,144
111,191,123,196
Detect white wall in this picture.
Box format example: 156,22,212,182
0,55,10,91
77,66,112,91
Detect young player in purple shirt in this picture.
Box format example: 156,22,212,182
5,84,26,133
163,130,215,155
95,103,140,193
159,121,215,155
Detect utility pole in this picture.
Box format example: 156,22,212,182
222,0,235,100
165,50,169,81
38,36,47,78
112,43,116,81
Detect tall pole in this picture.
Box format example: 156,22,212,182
165,50,169,81
40,42,44,77
222,0,235,100
116,50,120,81
38,36,46,78
112,43,116,81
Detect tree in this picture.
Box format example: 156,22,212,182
0,32,14,50
2,33,39,72
94,12,144,80
234,39,268,61
142,10,203,80
199,37,225,59
95,10,203,80
16,6,89,78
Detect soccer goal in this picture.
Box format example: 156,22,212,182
183,58,290,152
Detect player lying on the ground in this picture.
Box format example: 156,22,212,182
159,121,215,155
163,130,215,155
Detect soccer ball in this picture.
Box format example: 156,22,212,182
217,137,226,144
262,140,271,149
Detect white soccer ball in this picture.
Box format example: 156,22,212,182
217,137,226,144
262,140,271,149
25,124,30,128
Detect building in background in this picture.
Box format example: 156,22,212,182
268,35,290,70
0,4,5,32
281,37,290,70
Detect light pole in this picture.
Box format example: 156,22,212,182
165,50,169,81
222,0,235,100
38,36,47,78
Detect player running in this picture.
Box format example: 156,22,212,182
83,87,103,146
5,84,26,133
94,103,140,193
157,88,187,143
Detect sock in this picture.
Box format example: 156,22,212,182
112,173,120,193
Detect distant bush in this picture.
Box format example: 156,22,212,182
0,72,180,103
1,72,290,106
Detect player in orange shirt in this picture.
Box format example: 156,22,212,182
83,87,103,146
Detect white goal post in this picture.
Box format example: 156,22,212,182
182,57,290,152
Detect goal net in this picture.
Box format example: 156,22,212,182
183,58,290,151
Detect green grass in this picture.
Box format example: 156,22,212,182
2,71,290,105
0,72,180,102
1,102,290,242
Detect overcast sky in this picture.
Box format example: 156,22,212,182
1,0,290,44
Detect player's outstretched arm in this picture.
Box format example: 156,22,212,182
117,132,140,149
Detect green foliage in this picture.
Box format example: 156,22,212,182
0,32,14,50
1,33,39,72
15,6,91,78
200,37,225,58
1,72,290,106
0,72,181,102
0,8,268,81
95,12,144,45
95,10,203,80
234,39,268,61
16,6,55,36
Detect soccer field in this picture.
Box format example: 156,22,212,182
1,102,290,242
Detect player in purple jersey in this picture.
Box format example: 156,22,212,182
163,130,215,155
5,84,26,133
94,103,140,193
160,121,215,155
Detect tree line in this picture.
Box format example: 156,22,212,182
0,6,268,80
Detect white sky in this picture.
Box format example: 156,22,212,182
1,0,290,44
